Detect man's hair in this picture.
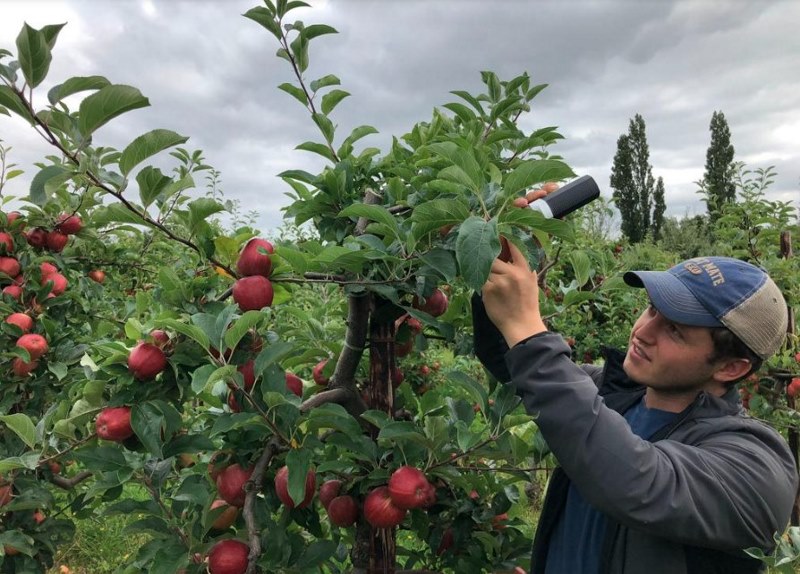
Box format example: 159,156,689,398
708,327,763,384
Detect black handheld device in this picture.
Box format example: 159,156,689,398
528,175,600,219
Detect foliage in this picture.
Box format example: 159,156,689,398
700,110,736,221
609,114,662,243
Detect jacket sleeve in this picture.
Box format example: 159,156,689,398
505,331,798,552
471,292,511,382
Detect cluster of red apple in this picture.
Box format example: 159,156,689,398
232,238,275,311
0,476,47,556
0,211,84,376
202,463,437,574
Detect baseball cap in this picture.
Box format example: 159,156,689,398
623,256,788,359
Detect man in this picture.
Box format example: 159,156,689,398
473,243,798,574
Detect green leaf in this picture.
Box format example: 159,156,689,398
305,403,362,436
278,82,308,106
337,125,378,157
419,248,458,283
190,365,216,395
78,85,150,137
310,74,340,92
29,165,69,206
254,341,295,376
312,113,335,144
0,86,33,124
243,7,282,40
296,141,336,163
188,198,226,232
410,197,471,240
0,414,36,449
443,102,477,123
155,318,209,350
455,216,499,291
224,311,265,352
73,446,129,472
377,421,428,446
499,207,574,242
448,371,489,409
450,90,485,114
339,204,400,238
302,24,337,40
16,24,51,88
321,89,350,115
40,23,66,49
119,129,189,176
285,448,313,507
295,540,338,569
568,250,591,287
47,75,110,105
427,142,485,192
504,159,575,196
136,166,172,207
131,403,166,458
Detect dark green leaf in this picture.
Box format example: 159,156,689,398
224,311,265,352
504,159,575,196
427,142,484,191
278,82,308,105
312,113,335,144
295,540,338,568
243,7,282,39
29,165,68,206
0,86,34,124
302,24,337,40
0,414,36,448
295,141,336,163
286,448,313,507
136,166,172,207
131,403,166,458
305,404,362,436
119,129,189,176
310,74,340,92
73,446,129,472
339,204,399,238
188,198,226,232
254,341,295,376
410,197,471,240
455,216,499,291
78,85,150,137
16,24,51,88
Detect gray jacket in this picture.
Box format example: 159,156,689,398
472,296,798,573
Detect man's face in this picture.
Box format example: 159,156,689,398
623,304,722,393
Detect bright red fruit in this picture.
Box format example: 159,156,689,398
0,256,20,278
412,288,448,317
128,342,167,380
0,232,14,253
46,231,69,253
40,262,58,277
2,285,22,300
795,352,800,364
274,465,316,509
327,495,359,527
95,406,134,441
312,359,330,386
787,378,800,398
236,238,274,277
12,357,38,377
149,329,170,348
41,272,68,295
232,276,274,311
207,539,249,574
388,466,432,510
88,270,106,284
6,313,33,333
364,486,407,528
56,213,82,235
318,479,342,509
492,512,509,530
285,372,303,397
216,463,254,508
16,333,48,360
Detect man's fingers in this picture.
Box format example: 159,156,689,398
525,182,560,203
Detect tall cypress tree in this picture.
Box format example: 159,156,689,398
702,111,736,220
610,114,657,243
652,176,666,240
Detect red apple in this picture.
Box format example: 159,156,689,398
2,284,22,300
388,466,432,510
16,333,48,360
216,463,254,508
95,406,134,441
492,512,509,530
364,486,407,528
0,256,20,278
149,329,170,348
40,262,58,277
794,352,800,364
237,361,256,391
787,378,800,398
46,231,69,253
5,211,22,227
26,227,48,249
12,357,38,377
391,367,404,388
41,272,68,295
88,270,106,284
285,372,303,397
419,365,431,376
209,499,239,531
56,213,82,235
412,288,448,317
0,485,12,507
207,539,249,574
0,232,14,253
318,479,342,509
327,495,359,527
127,342,167,380
274,465,316,509
32,509,46,524
236,238,274,277
6,313,33,333
232,276,274,311
208,451,232,482
312,359,330,386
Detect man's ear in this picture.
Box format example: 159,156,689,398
712,358,752,384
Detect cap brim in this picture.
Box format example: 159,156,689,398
623,270,723,328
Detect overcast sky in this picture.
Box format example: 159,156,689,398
1,0,798,235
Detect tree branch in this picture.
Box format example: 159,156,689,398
48,470,92,490
244,438,284,574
